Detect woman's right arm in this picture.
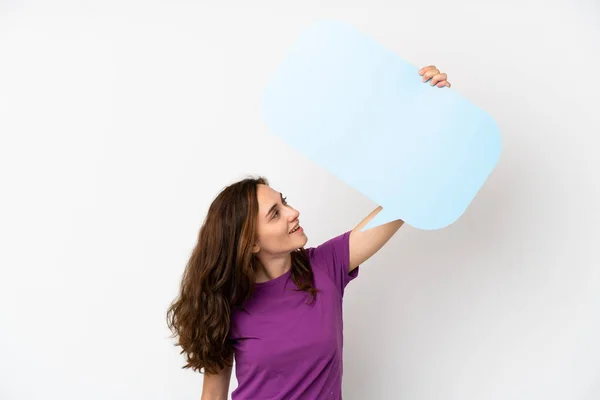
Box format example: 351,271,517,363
200,356,233,400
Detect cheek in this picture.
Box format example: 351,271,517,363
257,224,292,251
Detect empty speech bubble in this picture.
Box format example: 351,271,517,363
262,19,502,231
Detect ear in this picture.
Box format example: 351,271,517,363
252,244,260,253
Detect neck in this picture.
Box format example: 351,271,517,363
255,252,292,283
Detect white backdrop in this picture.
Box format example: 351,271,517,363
1,1,599,399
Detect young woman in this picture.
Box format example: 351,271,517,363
167,66,451,399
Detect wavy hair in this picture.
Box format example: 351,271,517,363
166,176,318,375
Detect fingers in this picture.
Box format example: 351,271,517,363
419,65,451,88
430,72,447,86
418,65,436,76
419,65,438,81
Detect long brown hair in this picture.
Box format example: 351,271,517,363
166,176,319,375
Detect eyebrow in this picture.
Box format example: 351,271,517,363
265,192,283,218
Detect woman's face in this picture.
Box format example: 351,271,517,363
253,184,308,257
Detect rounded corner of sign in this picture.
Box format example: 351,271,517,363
426,217,461,231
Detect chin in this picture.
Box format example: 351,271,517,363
290,228,308,250
298,233,308,247
288,231,308,250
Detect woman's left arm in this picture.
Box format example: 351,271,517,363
348,65,451,272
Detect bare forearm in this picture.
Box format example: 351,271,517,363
348,206,404,270
201,391,228,400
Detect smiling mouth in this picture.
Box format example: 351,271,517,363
289,223,301,234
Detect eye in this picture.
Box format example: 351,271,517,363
270,196,288,220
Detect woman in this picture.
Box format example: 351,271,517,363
167,66,451,399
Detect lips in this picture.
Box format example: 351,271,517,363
289,222,300,234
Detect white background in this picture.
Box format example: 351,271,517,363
1,1,599,399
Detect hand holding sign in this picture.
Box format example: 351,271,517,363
419,65,452,88
262,19,502,231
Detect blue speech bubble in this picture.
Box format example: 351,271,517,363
262,19,502,230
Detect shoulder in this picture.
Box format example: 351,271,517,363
305,231,351,264
305,231,358,296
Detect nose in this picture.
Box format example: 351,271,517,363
288,207,300,221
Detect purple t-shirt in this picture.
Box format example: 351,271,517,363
228,230,359,399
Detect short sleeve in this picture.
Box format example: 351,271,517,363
307,230,359,296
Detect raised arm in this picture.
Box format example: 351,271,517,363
347,64,450,271
348,206,404,272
